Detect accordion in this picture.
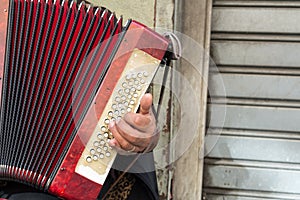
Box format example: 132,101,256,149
0,0,174,199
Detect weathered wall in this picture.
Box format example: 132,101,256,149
172,0,212,199
87,0,174,30
88,0,155,27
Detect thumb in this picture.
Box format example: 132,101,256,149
139,93,153,115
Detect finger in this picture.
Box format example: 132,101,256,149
115,118,152,146
109,121,134,150
109,121,146,152
123,112,153,132
108,137,120,148
110,138,145,154
109,139,136,155
139,93,153,115
109,120,159,153
108,138,133,155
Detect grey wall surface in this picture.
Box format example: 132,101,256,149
203,1,300,199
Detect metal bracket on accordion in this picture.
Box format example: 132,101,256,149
152,32,181,118
163,32,182,61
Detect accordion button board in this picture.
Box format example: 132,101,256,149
75,48,161,185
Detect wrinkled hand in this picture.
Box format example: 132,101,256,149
108,93,159,154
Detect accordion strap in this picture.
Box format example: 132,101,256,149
102,171,136,200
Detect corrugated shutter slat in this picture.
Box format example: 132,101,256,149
203,1,300,199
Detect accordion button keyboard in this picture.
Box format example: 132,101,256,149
96,148,102,153
112,104,117,109
99,140,105,145
124,88,130,93
101,126,106,132
90,149,96,155
76,48,162,184
93,155,98,161
99,154,104,159
103,146,108,151
103,132,109,138
143,71,149,77
86,157,92,163
121,95,126,101
93,141,100,147
122,82,128,88
125,74,131,80
132,73,137,79
124,101,129,106
136,86,142,91
129,100,135,105
97,134,103,140
114,110,119,115
115,96,121,102
108,111,113,117
104,119,110,125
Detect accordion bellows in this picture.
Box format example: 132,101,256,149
0,0,169,199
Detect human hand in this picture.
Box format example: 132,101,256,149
108,93,159,154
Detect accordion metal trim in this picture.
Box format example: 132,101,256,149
0,0,169,199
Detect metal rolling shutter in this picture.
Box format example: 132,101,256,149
203,1,300,199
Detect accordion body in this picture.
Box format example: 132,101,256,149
0,0,170,199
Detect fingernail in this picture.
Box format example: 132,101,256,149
116,118,121,123
109,121,115,128
109,139,116,147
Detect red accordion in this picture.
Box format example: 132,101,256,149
0,0,170,199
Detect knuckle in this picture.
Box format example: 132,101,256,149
130,137,139,145
120,140,130,150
